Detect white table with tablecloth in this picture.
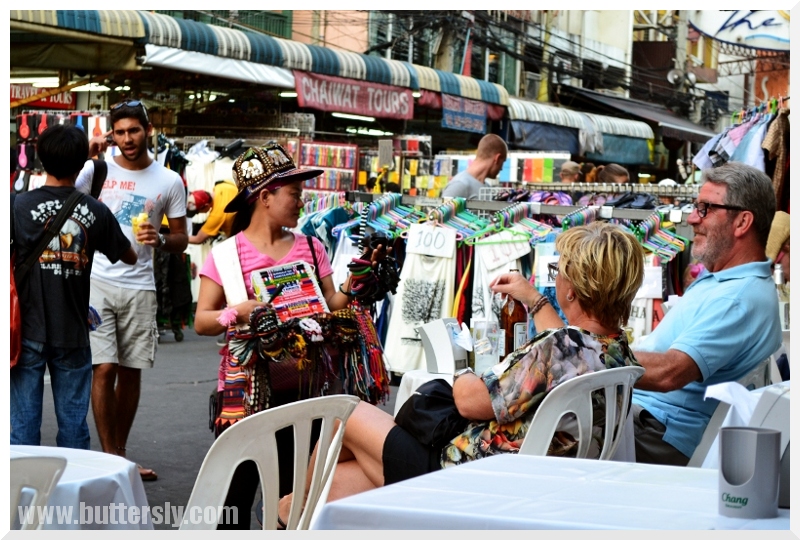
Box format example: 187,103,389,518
312,453,789,530
11,445,153,530
393,369,636,462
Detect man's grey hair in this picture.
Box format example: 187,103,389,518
701,162,776,247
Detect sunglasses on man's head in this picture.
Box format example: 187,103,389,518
111,100,149,122
692,201,747,218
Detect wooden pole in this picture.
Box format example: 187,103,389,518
10,74,111,109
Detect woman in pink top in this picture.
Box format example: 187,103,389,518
194,143,380,529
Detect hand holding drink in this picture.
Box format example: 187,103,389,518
131,212,149,244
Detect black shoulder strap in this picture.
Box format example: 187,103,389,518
15,190,84,280
306,235,321,284
90,159,108,199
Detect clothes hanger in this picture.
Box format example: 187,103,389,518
561,206,596,230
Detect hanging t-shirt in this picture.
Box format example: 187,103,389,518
330,229,362,291
13,186,131,348
76,158,186,291
729,113,773,171
383,252,456,373
472,243,523,325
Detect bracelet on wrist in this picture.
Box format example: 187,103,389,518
339,283,355,297
216,307,238,327
527,295,550,316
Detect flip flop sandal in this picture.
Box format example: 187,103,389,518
137,464,158,482
256,500,286,529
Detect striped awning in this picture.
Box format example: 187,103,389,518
508,98,586,130
508,98,654,139
13,9,507,107
12,9,145,38
411,66,508,106
584,113,654,139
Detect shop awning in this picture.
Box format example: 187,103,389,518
406,65,508,106
506,97,655,164
508,97,654,139
508,98,586,130
11,10,144,71
563,87,715,144
583,113,654,139
508,121,580,155
143,44,295,89
12,10,508,107
136,12,514,104
12,9,146,38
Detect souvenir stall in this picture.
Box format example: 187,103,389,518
331,190,693,376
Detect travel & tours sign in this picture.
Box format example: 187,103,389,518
10,84,76,110
294,71,413,120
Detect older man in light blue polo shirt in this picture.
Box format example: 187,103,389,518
631,162,781,466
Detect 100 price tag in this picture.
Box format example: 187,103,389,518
406,223,456,258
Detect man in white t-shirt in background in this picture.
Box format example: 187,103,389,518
441,134,508,200
77,101,188,481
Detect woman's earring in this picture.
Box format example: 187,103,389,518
566,294,575,302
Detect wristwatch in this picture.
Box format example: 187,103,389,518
453,367,475,381
157,232,167,249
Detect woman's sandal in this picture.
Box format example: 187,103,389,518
256,499,287,530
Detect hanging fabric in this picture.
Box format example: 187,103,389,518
382,221,458,374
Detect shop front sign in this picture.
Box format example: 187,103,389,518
10,84,76,110
441,94,487,134
294,71,413,120
689,10,790,52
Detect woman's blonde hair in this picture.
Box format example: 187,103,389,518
555,222,645,329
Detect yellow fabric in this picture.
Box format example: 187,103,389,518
766,211,790,262
200,181,238,237
452,256,472,318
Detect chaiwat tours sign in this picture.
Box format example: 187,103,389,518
294,71,413,120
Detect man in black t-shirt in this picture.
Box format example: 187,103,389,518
11,125,137,450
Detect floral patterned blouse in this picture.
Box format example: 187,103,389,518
440,326,639,468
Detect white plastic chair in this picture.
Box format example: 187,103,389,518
10,456,67,530
687,356,773,467
518,366,645,459
180,394,360,530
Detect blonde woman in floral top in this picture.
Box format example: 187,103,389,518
278,222,644,524
443,325,637,466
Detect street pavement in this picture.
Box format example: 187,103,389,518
39,328,398,530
